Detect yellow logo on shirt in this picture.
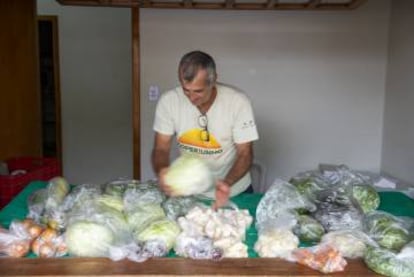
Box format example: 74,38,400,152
178,128,223,155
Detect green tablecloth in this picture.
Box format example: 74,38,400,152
1,181,414,258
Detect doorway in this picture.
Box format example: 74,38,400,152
37,16,62,164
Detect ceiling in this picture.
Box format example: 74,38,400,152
57,0,367,10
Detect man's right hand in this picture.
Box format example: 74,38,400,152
158,167,173,196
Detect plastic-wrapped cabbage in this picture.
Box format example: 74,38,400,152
126,203,165,233
66,221,114,257
293,215,325,243
67,200,131,244
27,189,48,222
44,177,70,211
162,196,201,221
321,230,374,259
289,173,328,200
61,184,102,212
364,211,411,251
311,186,363,232
164,155,213,197
96,194,124,212
256,179,316,234
352,184,380,213
134,219,180,256
364,245,414,277
103,179,141,197
124,183,165,210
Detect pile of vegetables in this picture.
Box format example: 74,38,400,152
176,205,253,258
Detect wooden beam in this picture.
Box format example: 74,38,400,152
348,0,367,9
307,0,320,8
226,0,235,9
132,7,141,180
57,0,367,10
266,0,276,9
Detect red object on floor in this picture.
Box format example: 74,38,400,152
0,157,61,209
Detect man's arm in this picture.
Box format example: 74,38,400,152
151,132,173,194
214,141,253,209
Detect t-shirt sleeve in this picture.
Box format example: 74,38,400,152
233,94,259,144
153,93,175,136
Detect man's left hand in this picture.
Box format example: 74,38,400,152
213,180,231,210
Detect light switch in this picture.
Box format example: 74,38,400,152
149,85,160,101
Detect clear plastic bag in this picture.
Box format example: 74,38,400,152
27,189,48,223
0,228,31,257
321,229,376,258
256,179,316,234
311,185,364,232
162,196,201,221
174,234,223,260
0,220,36,257
364,242,414,277
176,205,252,258
292,244,347,273
363,211,412,251
293,214,325,243
123,181,165,211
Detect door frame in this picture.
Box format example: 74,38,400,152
37,15,63,168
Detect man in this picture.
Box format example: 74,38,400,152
152,50,259,208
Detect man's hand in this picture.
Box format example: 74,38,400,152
213,180,231,210
158,167,174,196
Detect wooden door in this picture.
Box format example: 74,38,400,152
0,0,42,160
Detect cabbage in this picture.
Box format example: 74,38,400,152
135,219,180,250
126,204,165,233
364,212,410,251
164,155,213,196
352,184,380,213
66,221,114,257
364,246,414,277
293,215,325,243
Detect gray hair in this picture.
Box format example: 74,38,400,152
178,51,217,87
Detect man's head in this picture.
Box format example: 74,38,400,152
178,51,217,107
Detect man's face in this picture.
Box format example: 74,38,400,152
180,69,215,107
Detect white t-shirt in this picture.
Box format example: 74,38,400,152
153,84,259,198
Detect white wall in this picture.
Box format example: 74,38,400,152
37,1,133,184
381,0,414,185
140,0,391,188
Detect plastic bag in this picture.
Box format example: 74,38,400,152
162,196,201,221
176,205,252,258
293,214,325,243
363,211,412,251
32,228,67,258
256,179,316,234
311,185,363,232
0,227,31,257
27,189,48,223
0,220,37,257
175,235,223,260
123,181,165,211
254,228,299,259
292,244,347,273
321,229,376,258
364,242,414,277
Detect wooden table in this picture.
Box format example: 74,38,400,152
0,257,382,276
